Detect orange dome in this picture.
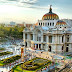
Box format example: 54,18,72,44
56,20,67,25
35,22,38,26
42,6,59,20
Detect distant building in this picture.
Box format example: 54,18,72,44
17,24,24,27
4,24,15,27
24,23,33,28
10,21,16,26
26,24,33,28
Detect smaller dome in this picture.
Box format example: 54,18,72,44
56,20,67,25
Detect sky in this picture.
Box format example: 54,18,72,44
0,0,72,24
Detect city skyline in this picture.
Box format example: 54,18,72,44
0,0,72,24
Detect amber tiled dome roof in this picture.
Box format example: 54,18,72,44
42,6,59,20
56,20,67,25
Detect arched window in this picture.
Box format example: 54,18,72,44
53,23,54,26
65,27,66,28
41,23,42,26
39,23,40,25
48,23,49,26
50,23,51,26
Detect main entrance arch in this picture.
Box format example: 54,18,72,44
66,47,68,52
48,46,51,52
25,42,27,47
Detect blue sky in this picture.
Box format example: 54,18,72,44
0,0,72,24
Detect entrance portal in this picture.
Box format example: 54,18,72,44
62,46,63,52
66,47,68,52
39,44,41,50
49,46,51,52
25,42,27,47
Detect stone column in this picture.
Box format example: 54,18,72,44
35,44,36,49
41,44,43,49
48,35,49,43
33,33,35,41
41,35,43,42
45,44,48,51
38,44,39,49
60,36,62,43
31,43,34,48
27,42,30,47
23,33,25,40
63,35,66,52
23,33,25,45
27,34,30,40
46,36,48,43
58,35,59,44
52,36,54,44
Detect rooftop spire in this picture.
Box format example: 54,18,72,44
49,5,52,13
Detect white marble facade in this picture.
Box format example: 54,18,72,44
23,6,72,53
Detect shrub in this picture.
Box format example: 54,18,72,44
37,63,44,66
33,63,39,66
28,66,39,70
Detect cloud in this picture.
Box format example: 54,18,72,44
7,0,18,1
0,0,58,10
0,0,38,8
0,0,38,5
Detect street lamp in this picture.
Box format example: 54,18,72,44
21,44,25,72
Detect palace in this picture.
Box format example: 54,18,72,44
23,6,72,53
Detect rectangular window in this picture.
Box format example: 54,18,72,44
43,35,46,42
67,37,69,42
25,34,27,39
31,34,33,40
49,36,52,43
39,37,41,41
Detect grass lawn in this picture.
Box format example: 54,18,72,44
0,39,7,42
0,55,21,66
0,47,5,51
12,57,51,72
0,61,4,66
0,51,13,56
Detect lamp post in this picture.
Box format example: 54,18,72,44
21,44,26,72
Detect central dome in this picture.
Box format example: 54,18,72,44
42,6,59,20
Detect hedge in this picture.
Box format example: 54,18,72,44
0,51,13,56
0,55,21,65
